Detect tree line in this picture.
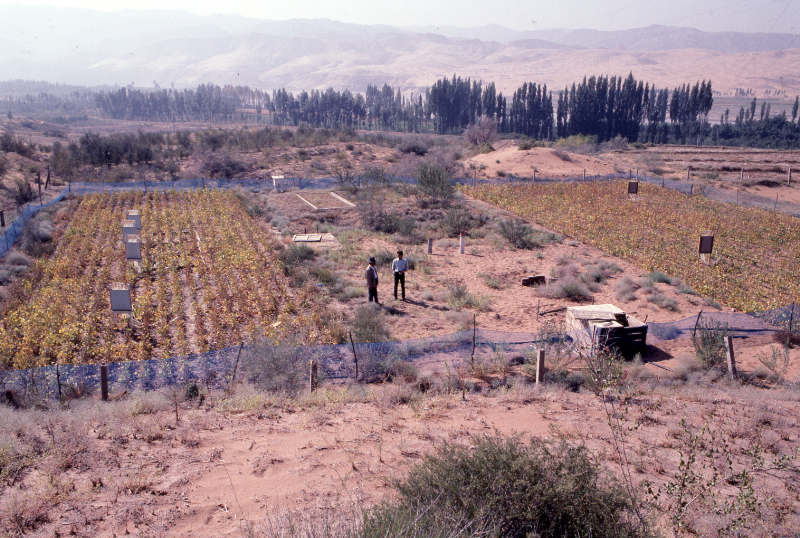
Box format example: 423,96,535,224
4,77,800,149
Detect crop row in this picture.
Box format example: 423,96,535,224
0,189,333,370
466,180,800,312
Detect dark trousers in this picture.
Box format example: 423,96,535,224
368,287,378,303
394,272,405,299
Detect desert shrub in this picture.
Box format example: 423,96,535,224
201,151,248,179
518,136,537,150
351,304,391,343
416,163,454,203
334,167,360,193
479,272,502,289
441,206,474,237
445,282,490,312
360,434,644,538
13,180,34,205
644,271,673,285
614,276,638,302
362,166,394,186
773,329,800,348
357,194,413,235
242,335,307,393
538,277,592,302
5,252,31,266
552,148,572,162
691,318,730,369
398,139,429,156
648,293,679,312
386,359,418,382
278,244,316,276
581,260,622,284
497,218,533,249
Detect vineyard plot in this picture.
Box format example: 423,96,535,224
0,190,332,370
467,181,800,312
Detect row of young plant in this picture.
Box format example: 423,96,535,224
0,189,335,370
466,180,800,311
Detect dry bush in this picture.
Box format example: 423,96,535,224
538,277,592,302
551,149,572,162
614,276,638,303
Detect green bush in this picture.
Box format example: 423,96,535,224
351,304,391,343
441,206,474,237
360,434,645,538
691,318,730,368
416,163,454,202
497,218,533,249
279,244,316,276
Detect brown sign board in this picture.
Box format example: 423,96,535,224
627,181,639,194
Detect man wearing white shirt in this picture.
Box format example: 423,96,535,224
392,250,408,300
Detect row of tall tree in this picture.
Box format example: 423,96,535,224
5,77,800,148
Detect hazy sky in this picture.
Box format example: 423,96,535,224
1,0,798,33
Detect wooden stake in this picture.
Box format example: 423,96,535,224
349,331,358,381
0,210,4,228
774,193,779,211
789,302,795,333
693,309,704,334
309,360,318,393
101,365,109,401
56,364,62,404
536,349,545,386
725,336,737,380
427,238,433,254
471,314,477,367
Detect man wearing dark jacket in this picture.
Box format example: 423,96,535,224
366,256,379,304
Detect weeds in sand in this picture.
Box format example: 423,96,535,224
755,343,791,385
691,318,730,369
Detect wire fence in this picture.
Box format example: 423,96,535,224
1,306,796,402
2,172,799,400
0,188,69,259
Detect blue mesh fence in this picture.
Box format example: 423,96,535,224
0,187,69,258
0,330,548,400
2,174,799,399
1,309,796,401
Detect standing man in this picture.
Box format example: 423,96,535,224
366,256,379,304
392,250,408,300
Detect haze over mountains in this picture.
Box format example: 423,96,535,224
1,4,798,96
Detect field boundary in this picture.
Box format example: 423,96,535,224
0,308,792,400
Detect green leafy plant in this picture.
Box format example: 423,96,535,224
691,318,729,369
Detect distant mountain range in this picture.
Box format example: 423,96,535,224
1,4,798,96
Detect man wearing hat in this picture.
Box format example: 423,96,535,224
366,256,379,304
392,250,408,300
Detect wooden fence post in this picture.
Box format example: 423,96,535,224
725,336,737,380
427,238,433,254
349,331,358,381
309,360,318,393
101,365,109,401
536,349,545,386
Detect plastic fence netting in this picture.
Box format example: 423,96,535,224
0,188,69,258
2,310,796,400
